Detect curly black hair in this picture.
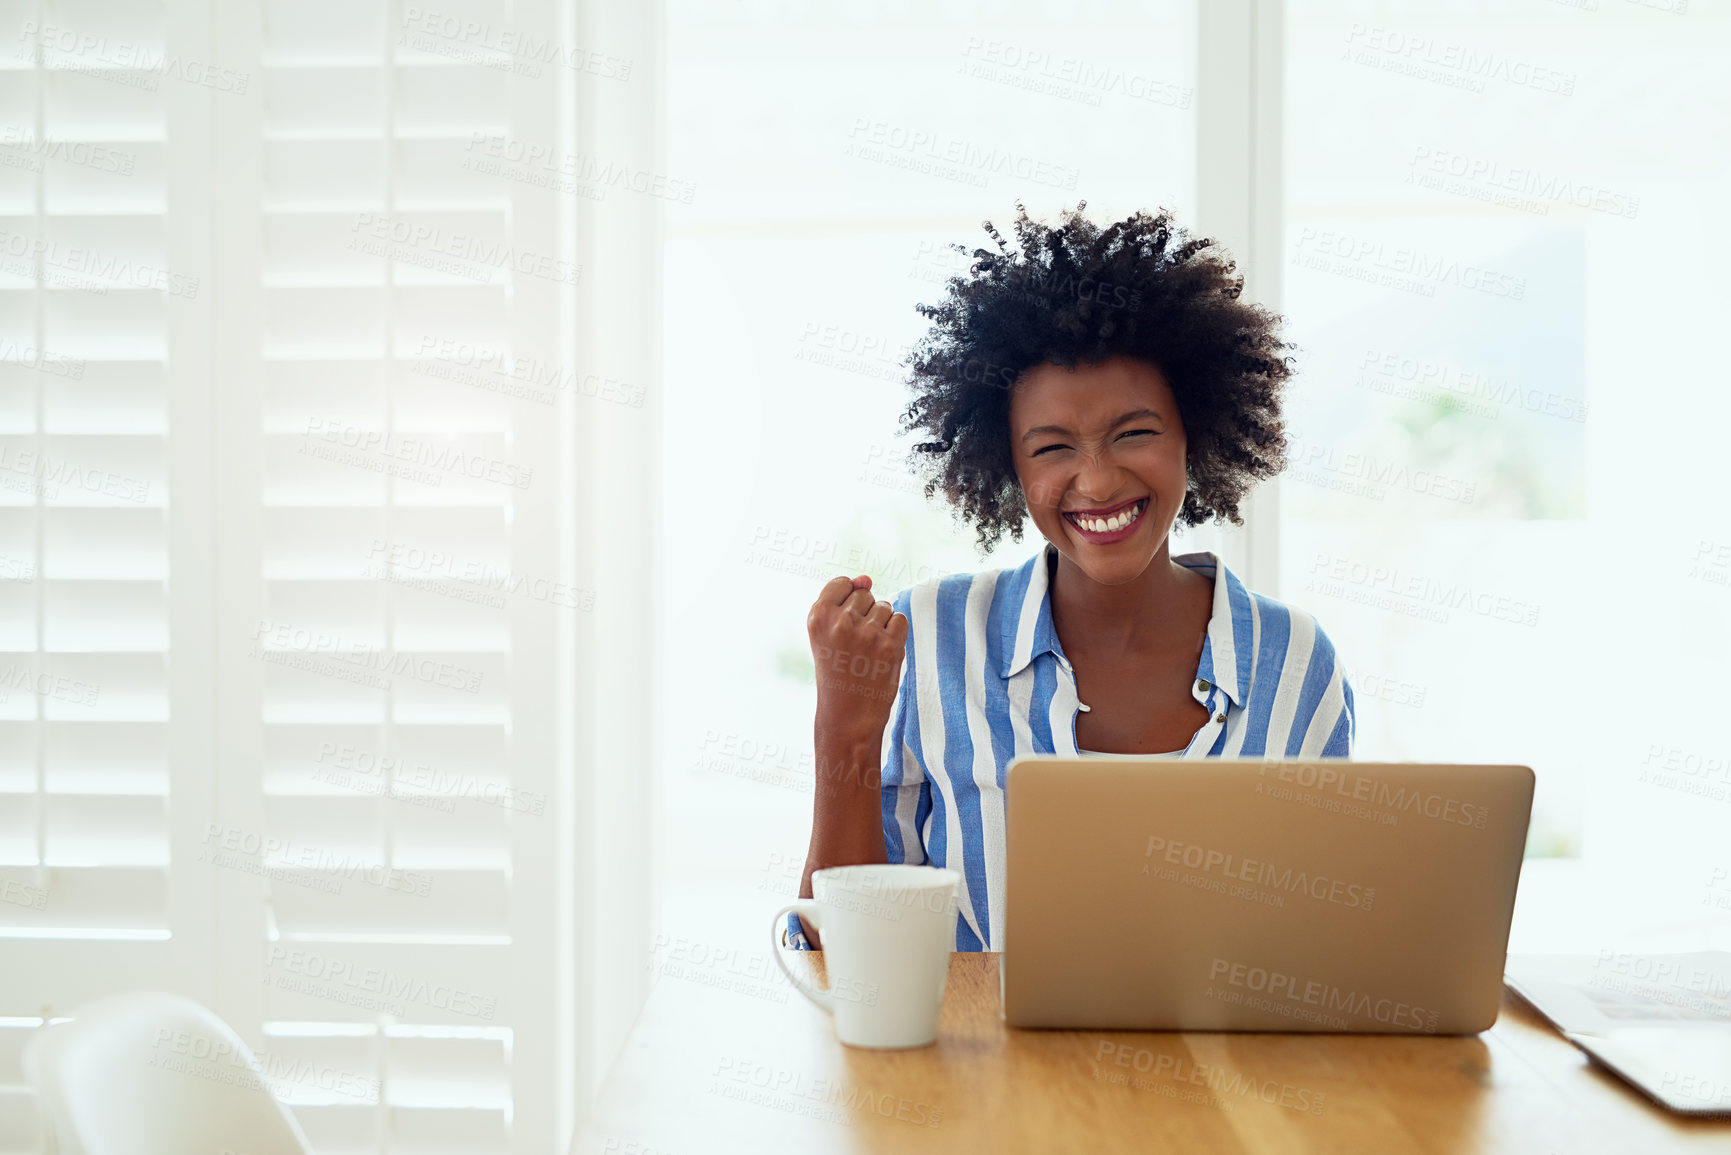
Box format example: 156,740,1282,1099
899,201,1292,553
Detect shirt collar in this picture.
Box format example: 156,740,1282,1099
997,541,1251,709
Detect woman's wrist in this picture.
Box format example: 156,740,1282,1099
802,735,887,897
813,716,884,788
800,838,885,903
811,790,875,843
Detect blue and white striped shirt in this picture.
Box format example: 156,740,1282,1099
789,542,1354,953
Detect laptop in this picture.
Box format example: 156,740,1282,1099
1001,756,1534,1033
1505,951,1731,1113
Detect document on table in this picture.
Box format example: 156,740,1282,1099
1504,951,1731,1114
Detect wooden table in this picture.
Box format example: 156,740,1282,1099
573,953,1731,1154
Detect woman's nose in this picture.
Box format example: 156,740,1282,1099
1073,448,1123,495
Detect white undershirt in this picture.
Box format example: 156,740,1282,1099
1074,702,1188,758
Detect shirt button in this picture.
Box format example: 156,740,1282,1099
1195,678,1210,693
1214,713,1226,724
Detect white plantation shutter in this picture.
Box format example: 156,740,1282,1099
0,0,215,1149
0,0,657,1149
214,1,563,1152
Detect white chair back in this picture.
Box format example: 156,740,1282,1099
22,990,314,1155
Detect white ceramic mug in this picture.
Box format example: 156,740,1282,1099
770,864,961,1049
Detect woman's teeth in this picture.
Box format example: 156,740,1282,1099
1069,500,1144,534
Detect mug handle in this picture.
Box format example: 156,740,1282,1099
770,902,834,1013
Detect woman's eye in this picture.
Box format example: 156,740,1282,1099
1032,430,1155,455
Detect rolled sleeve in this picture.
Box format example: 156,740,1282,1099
781,912,810,951
1291,614,1355,759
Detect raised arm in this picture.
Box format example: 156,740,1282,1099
796,574,909,944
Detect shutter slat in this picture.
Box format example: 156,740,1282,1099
0,939,179,1004
261,940,513,1026
265,869,509,938
0,865,166,928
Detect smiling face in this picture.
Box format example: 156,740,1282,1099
1008,356,1188,586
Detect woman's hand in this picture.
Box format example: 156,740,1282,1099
797,574,908,947
807,574,909,747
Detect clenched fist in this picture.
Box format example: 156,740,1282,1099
807,574,909,752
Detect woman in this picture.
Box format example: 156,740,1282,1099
789,202,1354,952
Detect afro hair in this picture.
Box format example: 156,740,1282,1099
899,201,1293,553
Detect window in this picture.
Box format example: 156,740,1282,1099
1282,0,1731,940
657,0,1198,967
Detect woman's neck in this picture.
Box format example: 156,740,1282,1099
1047,540,1206,659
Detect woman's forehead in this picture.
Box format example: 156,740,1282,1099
1010,357,1175,420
